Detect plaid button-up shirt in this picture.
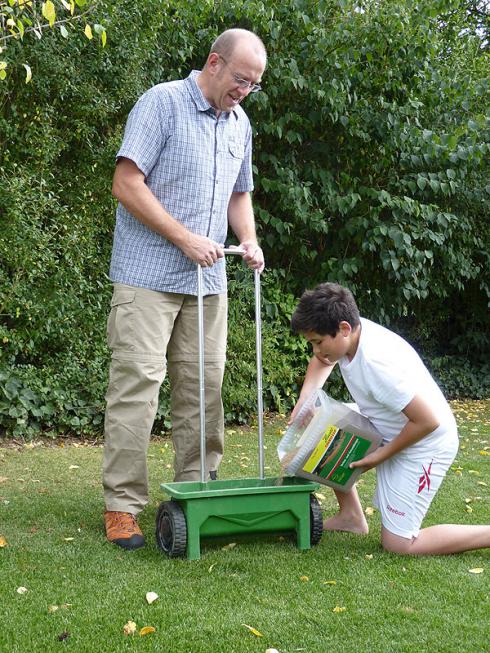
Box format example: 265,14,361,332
109,70,254,295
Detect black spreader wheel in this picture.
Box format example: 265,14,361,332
156,500,187,558
310,494,323,546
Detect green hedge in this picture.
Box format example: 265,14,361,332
1,0,489,438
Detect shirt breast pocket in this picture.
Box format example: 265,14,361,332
225,141,245,180
227,141,244,160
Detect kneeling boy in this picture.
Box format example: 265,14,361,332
290,282,490,555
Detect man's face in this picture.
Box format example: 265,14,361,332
207,43,265,112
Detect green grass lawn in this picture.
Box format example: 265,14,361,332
1,401,489,653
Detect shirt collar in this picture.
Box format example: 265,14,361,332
185,70,238,119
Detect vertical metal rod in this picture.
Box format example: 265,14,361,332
198,251,264,483
197,264,206,484
255,269,265,479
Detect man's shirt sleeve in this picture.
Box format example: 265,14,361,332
116,87,170,178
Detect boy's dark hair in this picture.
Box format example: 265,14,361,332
291,283,361,337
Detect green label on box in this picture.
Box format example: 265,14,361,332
302,428,371,486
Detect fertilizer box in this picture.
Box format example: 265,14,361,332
277,389,382,493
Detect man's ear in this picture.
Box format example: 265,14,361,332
339,320,352,337
206,52,220,72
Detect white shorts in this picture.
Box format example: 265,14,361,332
373,435,459,539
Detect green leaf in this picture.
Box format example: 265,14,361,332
17,19,25,38
23,63,32,84
60,24,69,38
417,176,427,191
42,1,56,28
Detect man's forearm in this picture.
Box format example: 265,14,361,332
112,158,223,265
227,191,258,243
113,164,190,247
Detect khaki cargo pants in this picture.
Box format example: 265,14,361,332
102,283,227,515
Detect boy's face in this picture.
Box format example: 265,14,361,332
303,321,355,365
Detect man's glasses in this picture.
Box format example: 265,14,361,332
218,55,262,93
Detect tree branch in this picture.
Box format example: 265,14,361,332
0,6,95,44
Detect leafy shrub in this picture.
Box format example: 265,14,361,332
1,0,488,438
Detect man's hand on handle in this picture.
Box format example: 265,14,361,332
230,240,264,272
181,234,225,267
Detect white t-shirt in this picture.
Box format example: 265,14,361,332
338,318,457,450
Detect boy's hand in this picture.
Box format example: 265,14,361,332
287,399,317,426
350,446,387,472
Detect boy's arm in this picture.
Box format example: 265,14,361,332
288,355,336,423
350,394,440,471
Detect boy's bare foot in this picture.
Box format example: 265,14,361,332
323,513,369,535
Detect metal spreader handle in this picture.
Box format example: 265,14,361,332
197,248,264,483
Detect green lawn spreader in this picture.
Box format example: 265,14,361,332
156,250,322,560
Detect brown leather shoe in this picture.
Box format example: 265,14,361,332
104,511,145,550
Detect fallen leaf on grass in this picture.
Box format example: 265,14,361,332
299,575,309,582
123,620,137,636
468,568,484,574
365,554,374,560
221,542,237,551
478,450,489,456
465,505,473,513
266,649,280,653
145,592,158,604
332,606,346,613
365,506,375,516
63,537,75,542
68,465,80,470
0,536,7,548
322,580,337,585
477,481,487,487
0,476,8,483
48,605,59,613
242,624,263,637
139,626,156,636
208,563,217,573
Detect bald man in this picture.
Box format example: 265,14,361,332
103,29,267,549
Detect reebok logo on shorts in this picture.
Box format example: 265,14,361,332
417,460,433,494
387,504,406,517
